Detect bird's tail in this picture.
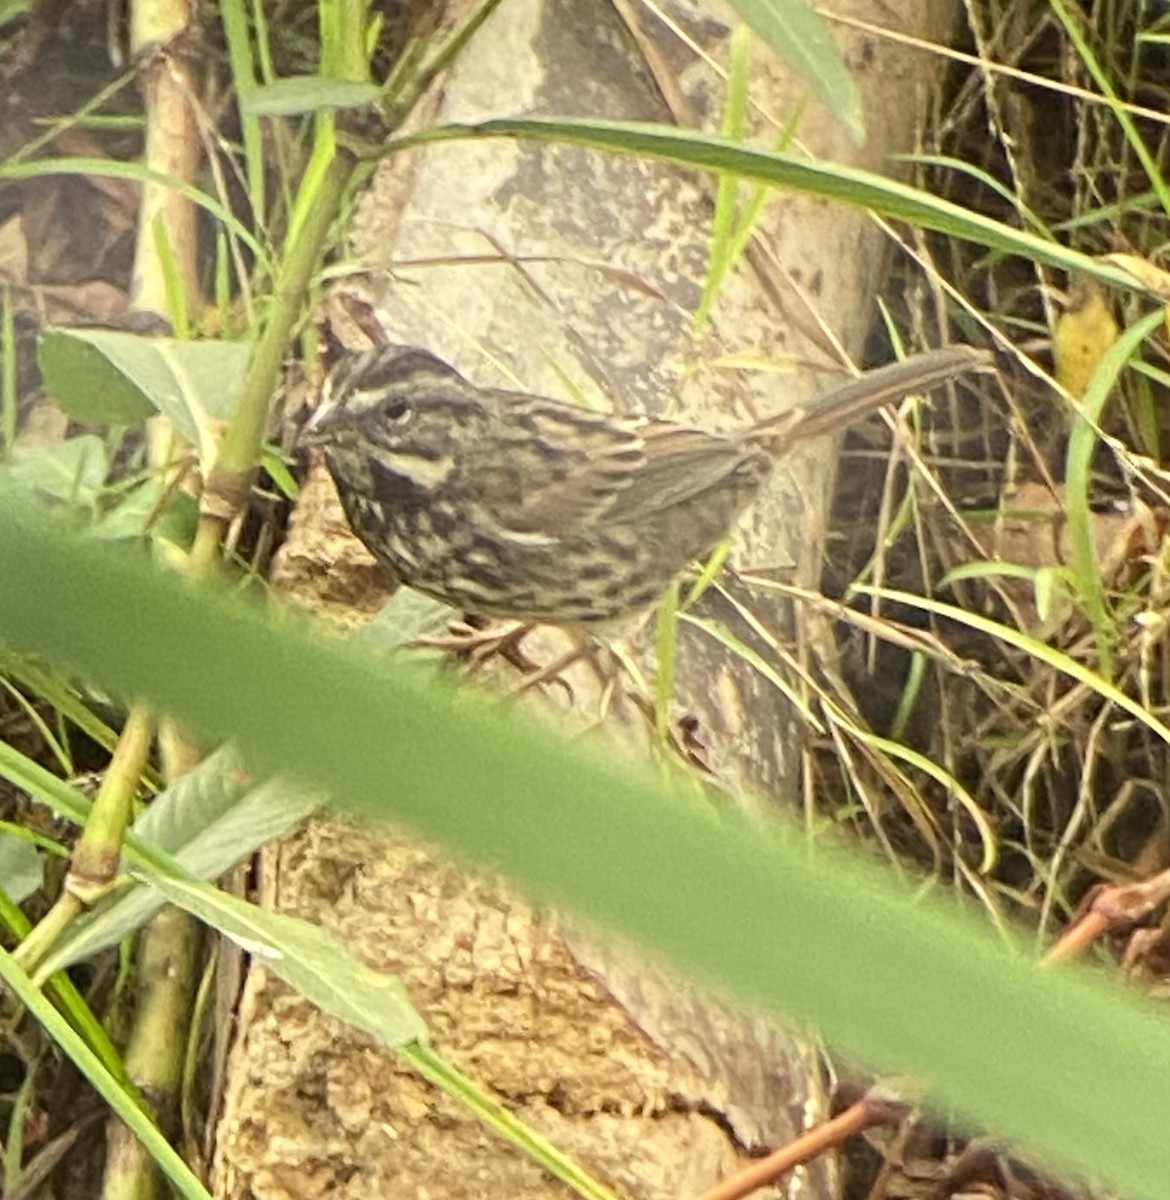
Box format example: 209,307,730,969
748,345,992,449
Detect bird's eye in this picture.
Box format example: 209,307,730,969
383,396,411,422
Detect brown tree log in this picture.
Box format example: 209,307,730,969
214,2,960,1197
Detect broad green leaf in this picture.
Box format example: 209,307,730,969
0,833,43,903
146,873,427,1047
352,589,457,656
40,761,321,972
4,435,108,510
39,331,156,426
38,330,251,463
92,482,199,546
132,744,253,853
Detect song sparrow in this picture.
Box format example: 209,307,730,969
305,344,987,626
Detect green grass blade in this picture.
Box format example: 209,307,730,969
727,0,863,141
0,945,212,1200
383,117,1142,290
1062,308,1162,677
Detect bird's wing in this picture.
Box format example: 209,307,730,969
467,398,648,535
602,420,769,523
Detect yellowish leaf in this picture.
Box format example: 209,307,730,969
1052,278,1121,399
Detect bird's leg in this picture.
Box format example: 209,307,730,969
468,621,540,671
507,633,643,702
408,617,541,670
409,617,586,697
509,635,592,695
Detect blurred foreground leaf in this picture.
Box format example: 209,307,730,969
0,494,1168,1200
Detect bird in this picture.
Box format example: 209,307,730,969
304,343,987,627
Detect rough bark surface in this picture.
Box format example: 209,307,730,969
214,1,957,1197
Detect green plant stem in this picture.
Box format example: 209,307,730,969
196,144,356,570
70,705,154,897
219,0,266,224
12,892,82,977
101,906,203,1200
376,0,507,133
6,70,137,169
15,705,154,973
0,882,128,1080
195,6,373,567
4,1047,39,1194
400,1042,622,1200
320,0,370,80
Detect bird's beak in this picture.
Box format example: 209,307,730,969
299,400,340,447
301,353,360,445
